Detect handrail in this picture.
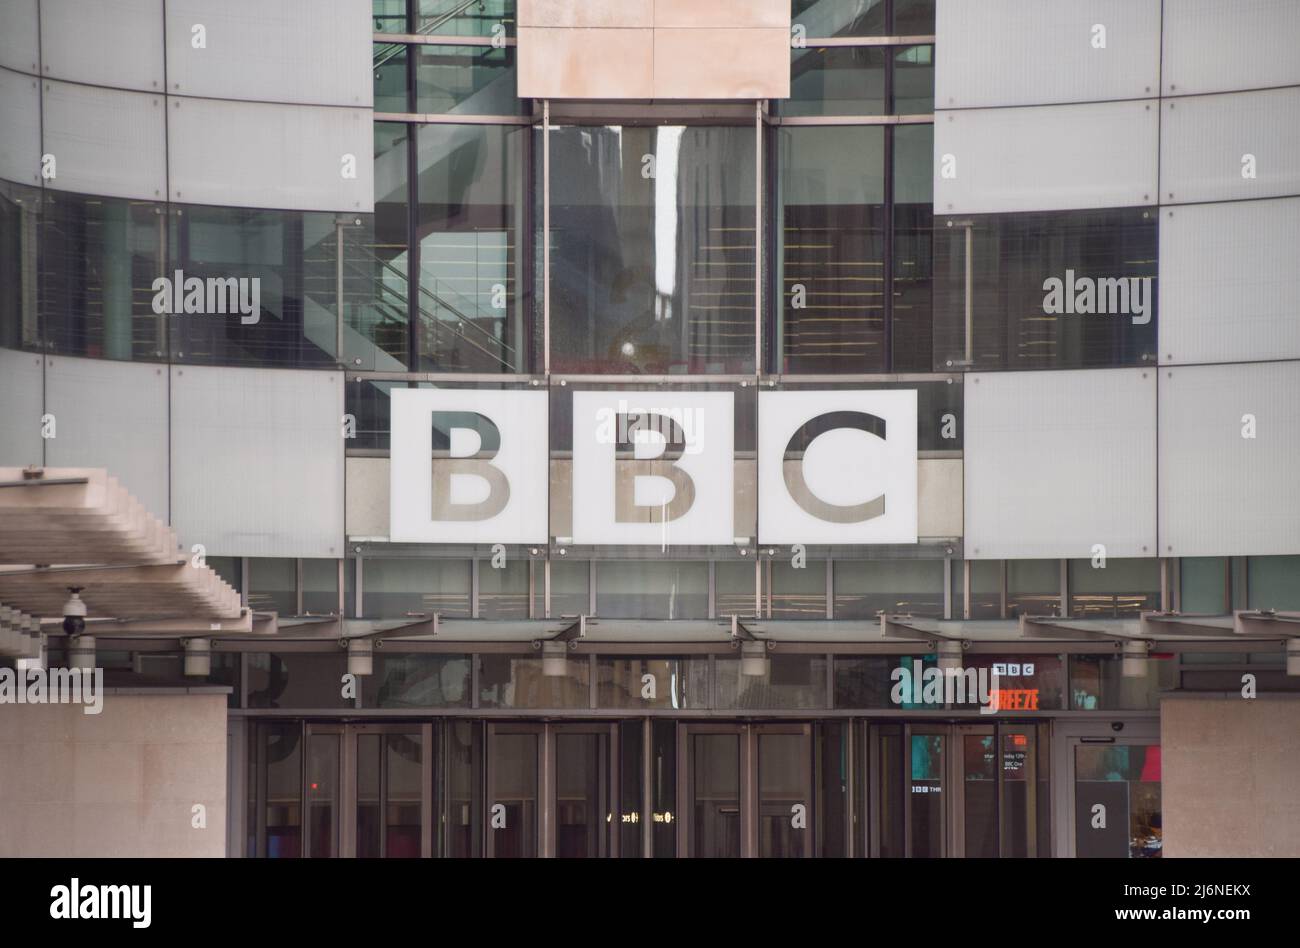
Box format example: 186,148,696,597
374,0,487,70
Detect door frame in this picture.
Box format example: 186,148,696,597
347,723,435,858
549,722,620,858
1052,718,1160,858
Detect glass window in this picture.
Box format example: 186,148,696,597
373,44,409,112
1074,744,1162,858
893,0,936,35
961,654,1065,711
777,126,886,372
1247,555,1300,611
716,561,758,617
247,652,352,709
967,559,1001,618
415,45,524,115
248,558,296,615
548,125,757,374
1180,557,1227,614
835,655,909,708
417,0,514,37
1068,558,1160,618
1007,559,1059,617
416,124,530,372
596,561,709,620
256,722,303,857
783,46,887,117
893,44,934,113
1069,653,1174,710
478,559,529,619
207,556,242,594
362,653,472,707
833,559,944,618
365,123,412,369
596,656,709,709
715,655,828,709
892,124,935,371
478,654,589,708
372,0,408,33
792,0,887,38
548,559,589,618
771,560,826,618
302,559,339,615
40,191,165,361
0,180,39,351
934,207,1158,371
363,558,472,618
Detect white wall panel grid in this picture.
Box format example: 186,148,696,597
44,355,169,518
1163,0,1300,96
1159,197,1300,365
964,368,1157,560
164,0,372,107
40,0,165,93
1159,361,1300,558
41,80,167,201
0,348,44,468
933,99,1159,214
1160,87,1300,205
166,96,373,212
170,365,344,558
936,0,1161,109
0,0,40,74
0,66,41,185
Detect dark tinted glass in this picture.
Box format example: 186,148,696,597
893,44,934,113
362,653,472,706
893,0,936,35
934,207,1158,371
792,0,887,38
778,126,886,372
0,181,38,350
40,191,165,361
373,44,409,112
548,125,756,374
893,124,934,370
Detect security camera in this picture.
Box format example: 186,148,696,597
62,588,86,637
1110,721,1124,733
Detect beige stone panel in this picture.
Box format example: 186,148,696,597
918,458,962,538
11,802,73,857
346,456,390,538
519,0,653,29
518,27,654,99
138,800,226,858
9,741,75,805
131,692,228,744
143,740,227,803
655,0,789,30
0,701,75,743
73,802,151,857
653,28,790,99
73,742,144,805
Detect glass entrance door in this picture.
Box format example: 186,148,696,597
486,724,540,858
551,724,617,857
354,726,428,858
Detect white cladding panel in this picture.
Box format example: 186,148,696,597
170,365,344,557
0,67,41,185
1160,197,1300,364
1159,362,1300,558
1162,0,1300,95
167,97,373,212
0,348,43,468
44,355,169,518
964,368,1157,559
936,0,1161,109
164,0,372,107
41,80,167,201
1160,87,1300,205
40,0,165,93
0,0,39,74
934,99,1159,214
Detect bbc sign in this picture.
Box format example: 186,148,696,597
390,389,918,545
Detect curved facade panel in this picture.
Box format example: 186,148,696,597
40,0,165,93
0,67,41,186
0,0,39,75
41,80,168,201
1162,0,1300,95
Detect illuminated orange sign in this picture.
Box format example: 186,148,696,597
990,689,1039,711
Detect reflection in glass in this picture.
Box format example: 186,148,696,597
362,558,471,618
417,124,528,372
596,560,709,619
962,733,997,857
834,559,944,618
1075,744,1161,857
909,733,944,856
1068,558,1159,618
247,557,295,615
247,653,353,709
40,191,164,361
692,733,741,857
261,723,302,857
893,45,934,114
777,126,886,372
417,0,514,37
934,208,1157,371
893,124,935,370
0,181,40,350
783,47,887,117
445,721,478,857
1070,653,1174,710
478,559,529,619
597,657,707,709
489,732,537,857
306,732,340,858
363,654,471,707
549,125,756,374
555,732,609,858
373,45,409,112
716,656,827,710
478,654,589,708
1008,559,1060,617
791,0,887,38
770,560,826,618
415,45,523,115
548,559,589,618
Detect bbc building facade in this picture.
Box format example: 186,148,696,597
1,0,1299,860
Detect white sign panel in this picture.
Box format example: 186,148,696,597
571,390,734,546
390,388,548,543
758,390,918,544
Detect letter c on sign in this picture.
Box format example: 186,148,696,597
784,411,886,523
